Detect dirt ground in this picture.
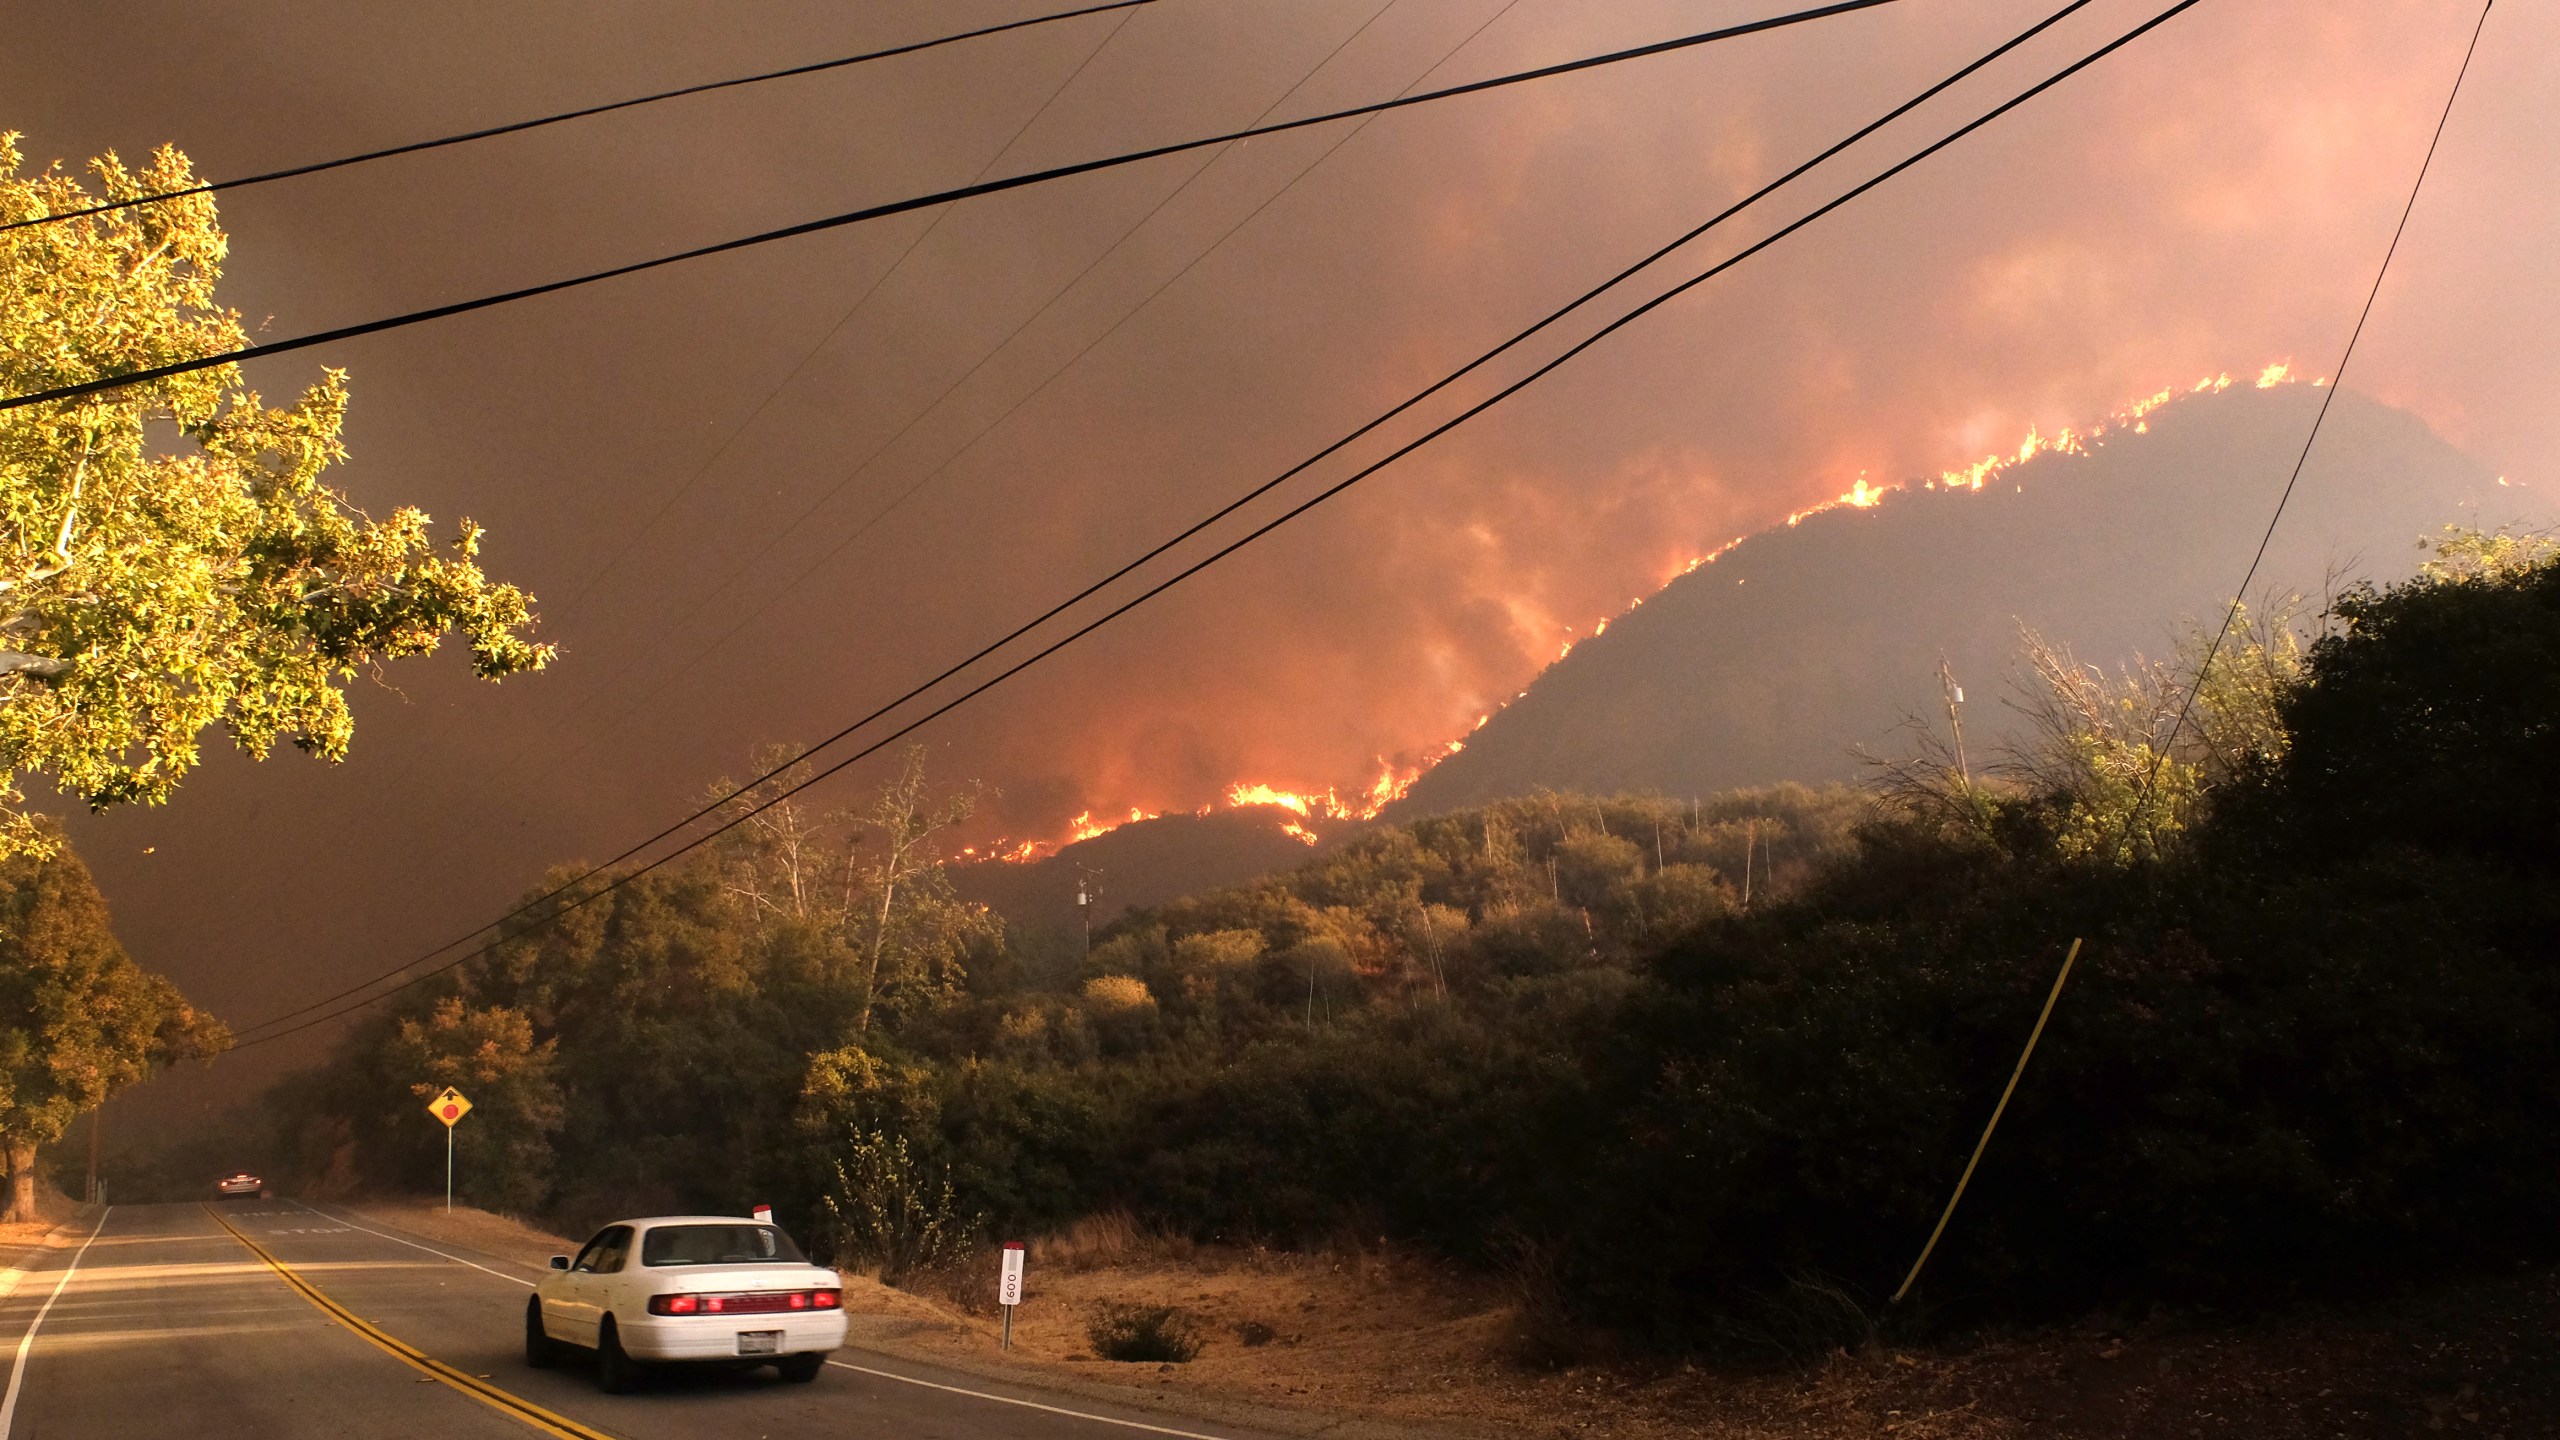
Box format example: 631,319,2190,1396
344,1201,2560,1439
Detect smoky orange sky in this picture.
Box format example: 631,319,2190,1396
4,0,2554,1114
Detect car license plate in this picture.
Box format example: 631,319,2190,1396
737,1331,781,1356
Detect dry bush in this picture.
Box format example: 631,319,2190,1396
1706,1273,1885,1366
1032,1209,1193,1272
1499,1235,1614,1370
1088,1302,1204,1363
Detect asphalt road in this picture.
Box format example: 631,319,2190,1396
0,1202,1277,1440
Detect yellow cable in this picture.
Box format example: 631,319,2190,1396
1891,936,2082,1304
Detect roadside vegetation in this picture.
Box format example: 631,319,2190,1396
260,528,2558,1357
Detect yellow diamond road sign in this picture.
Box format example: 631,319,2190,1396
428,1086,472,1127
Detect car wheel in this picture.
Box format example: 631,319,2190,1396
596,1317,641,1394
776,1352,824,1384
524,1300,559,1369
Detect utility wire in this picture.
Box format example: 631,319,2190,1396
294,0,1155,856
488,0,1407,779
480,0,1502,818
1886,0,2494,1305
2124,0,2494,837
2,0,1903,414
0,0,1161,237
227,0,2185,1050
539,0,1157,629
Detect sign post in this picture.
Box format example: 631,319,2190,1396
426,1087,472,1212
997,1242,1025,1350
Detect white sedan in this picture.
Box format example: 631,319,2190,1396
525,1215,846,1391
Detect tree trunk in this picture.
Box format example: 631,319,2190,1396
5,1137,38,1224
854,836,907,1037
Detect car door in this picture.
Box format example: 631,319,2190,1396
550,1227,631,1347
586,1226,637,1333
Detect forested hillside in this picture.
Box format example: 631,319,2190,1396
265,529,2560,1348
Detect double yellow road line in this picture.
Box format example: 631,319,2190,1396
202,1204,615,1440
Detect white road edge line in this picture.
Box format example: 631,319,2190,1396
293,1202,536,1289
0,1206,112,1439
294,1200,1236,1438
823,1358,1237,1440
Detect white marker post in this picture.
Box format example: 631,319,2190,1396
998,1242,1026,1350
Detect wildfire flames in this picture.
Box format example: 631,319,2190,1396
973,757,1440,863
964,364,2316,869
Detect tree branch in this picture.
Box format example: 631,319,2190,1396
0,651,73,679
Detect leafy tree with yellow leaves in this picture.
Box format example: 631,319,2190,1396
0,133,549,855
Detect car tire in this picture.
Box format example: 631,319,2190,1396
776,1352,824,1384
596,1317,641,1394
525,1300,559,1369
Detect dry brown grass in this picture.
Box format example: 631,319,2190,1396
1031,1209,1197,1273
846,1231,2560,1440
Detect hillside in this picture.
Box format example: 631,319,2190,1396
951,804,1327,932
1392,382,2535,816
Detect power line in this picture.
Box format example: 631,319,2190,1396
0,1,1161,238
470,0,1508,827
537,0,1161,631
3,0,1904,414
285,0,1157,861
226,0,2187,1050
481,0,1410,775
2128,0,2494,828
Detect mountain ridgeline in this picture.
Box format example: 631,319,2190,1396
1395,381,2532,814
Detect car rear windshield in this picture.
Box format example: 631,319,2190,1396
640,1223,806,1267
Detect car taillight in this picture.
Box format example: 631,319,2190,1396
649,1289,839,1316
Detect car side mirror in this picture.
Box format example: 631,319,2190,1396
549,1256,570,1270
